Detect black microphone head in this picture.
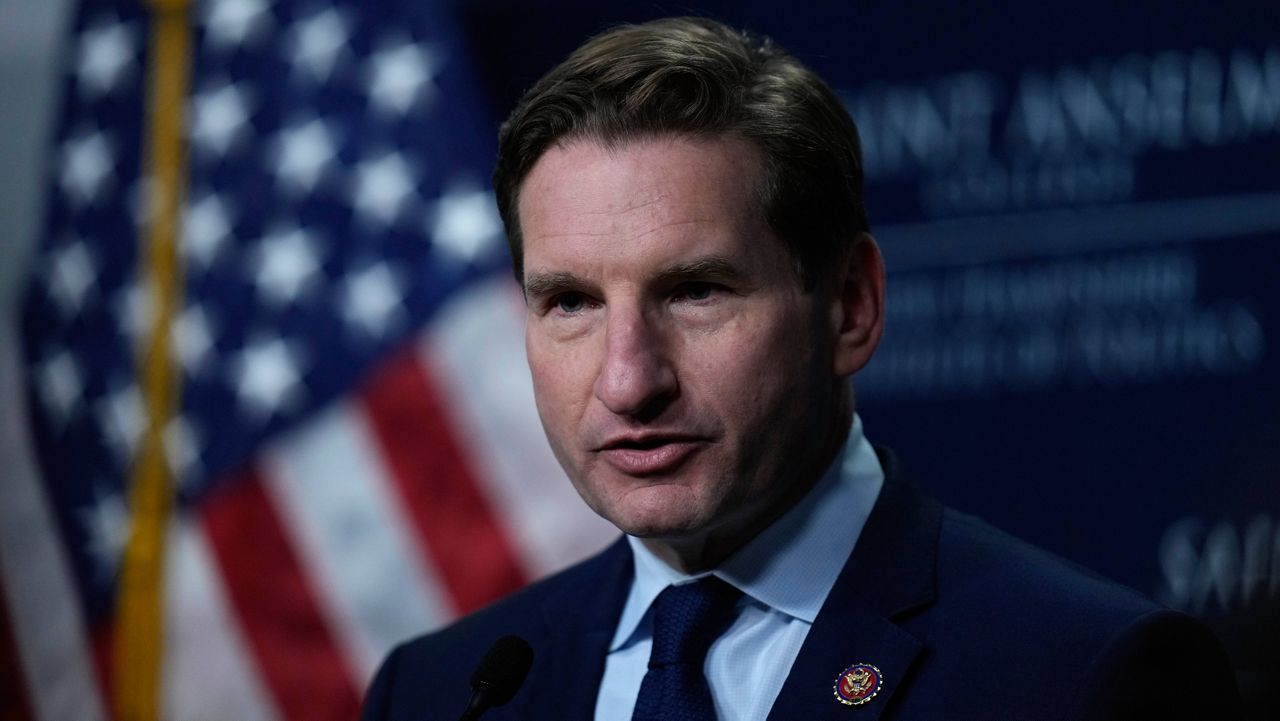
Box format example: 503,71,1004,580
469,635,534,707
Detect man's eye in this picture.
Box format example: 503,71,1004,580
553,292,588,314
674,283,718,302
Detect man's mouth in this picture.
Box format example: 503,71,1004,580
596,434,704,476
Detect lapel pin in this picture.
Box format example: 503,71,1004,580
833,662,883,706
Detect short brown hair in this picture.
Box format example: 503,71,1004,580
492,16,869,288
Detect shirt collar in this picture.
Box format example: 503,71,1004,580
609,414,885,651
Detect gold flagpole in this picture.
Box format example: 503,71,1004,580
114,0,190,718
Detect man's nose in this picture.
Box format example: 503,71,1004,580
593,308,677,419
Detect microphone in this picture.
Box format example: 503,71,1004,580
458,635,534,721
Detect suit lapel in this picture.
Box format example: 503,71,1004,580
524,538,633,721
767,449,942,720
766,602,922,720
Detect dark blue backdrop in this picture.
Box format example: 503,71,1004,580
457,2,1279,716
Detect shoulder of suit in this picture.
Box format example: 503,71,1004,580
889,507,1243,718
936,506,1159,624
386,535,628,669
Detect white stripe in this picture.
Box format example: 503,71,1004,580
163,517,280,721
0,326,107,721
261,401,451,684
422,277,616,578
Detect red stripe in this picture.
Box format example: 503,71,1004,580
90,623,115,718
201,467,360,721
0,574,34,721
360,347,528,614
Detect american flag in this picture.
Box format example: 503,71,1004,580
5,0,613,719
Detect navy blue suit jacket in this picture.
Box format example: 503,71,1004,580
361,452,1241,720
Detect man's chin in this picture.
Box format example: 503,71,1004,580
578,476,724,544
605,501,711,542
612,514,706,541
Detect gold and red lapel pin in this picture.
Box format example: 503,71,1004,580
833,662,883,706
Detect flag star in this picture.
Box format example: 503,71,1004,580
47,240,99,317
165,416,203,486
98,382,144,463
190,82,252,157
204,0,271,48
367,40,440,115
128,176,157,227
76,19,137,97
184,193,235,267
253,226,322,305
61,131,115,205
115,281,154,342
287,8,350,82
429,186,503,264
272,118,337,194
79,486,129,581
341,262,405,337
351,152,417,225
38,351,85,425
174,304,217,374
231,337,306,419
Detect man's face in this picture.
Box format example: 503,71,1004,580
519,135,843,552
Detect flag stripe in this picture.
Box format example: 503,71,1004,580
201,467,360,721
163,519,280,721
0,334,108,721
263,401,451,683
423,280,615,577
360,345,528,614
0,574,34,721
90,626,115,717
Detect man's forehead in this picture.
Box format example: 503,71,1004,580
516,135,763,241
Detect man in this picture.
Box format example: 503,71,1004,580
361,17,1241,720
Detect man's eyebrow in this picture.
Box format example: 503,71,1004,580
523,271,584,299
654,256,745,284
523,257,748,299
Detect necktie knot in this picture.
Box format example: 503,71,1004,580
647,576,741,668
631,576,741,721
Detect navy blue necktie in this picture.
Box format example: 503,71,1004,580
631,577,742,721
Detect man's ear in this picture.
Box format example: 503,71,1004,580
829,232,886,378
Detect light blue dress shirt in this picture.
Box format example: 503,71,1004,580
593,414,885,721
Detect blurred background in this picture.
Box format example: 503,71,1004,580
1,1,1276,719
